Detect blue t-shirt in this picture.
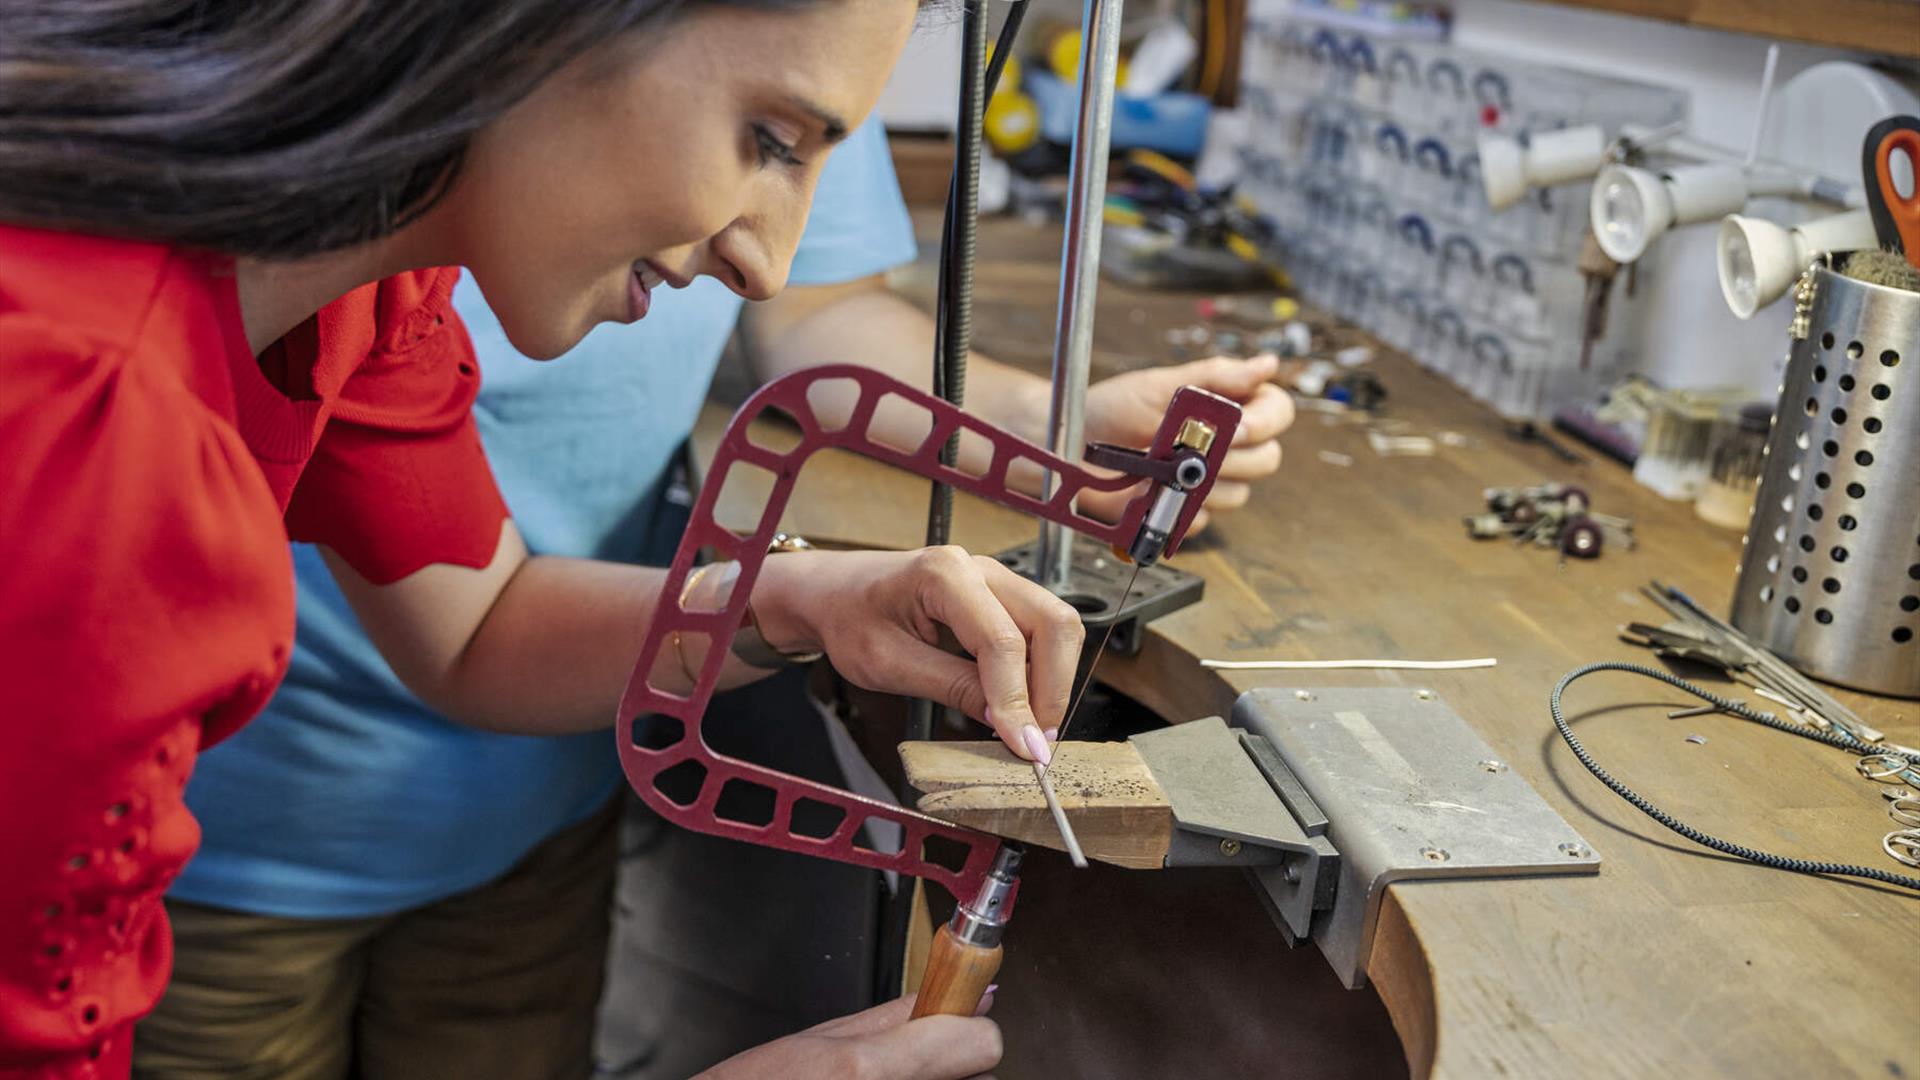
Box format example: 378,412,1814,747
174,119,918,917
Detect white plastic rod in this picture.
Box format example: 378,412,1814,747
1745,44,1780,167
1200,658,1499,671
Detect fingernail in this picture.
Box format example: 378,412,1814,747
1020,724,1053,765
975,985,998,1016
1045,727,1059,743
1254,351,1280,366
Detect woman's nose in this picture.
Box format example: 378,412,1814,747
705,227,791,302
707,184,814,301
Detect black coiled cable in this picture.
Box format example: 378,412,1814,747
926,0,1025,545
887,1,1028,1003
1551,661,1920,893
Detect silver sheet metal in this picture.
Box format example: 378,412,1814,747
1232,687,1601,988
1132,717,1318,859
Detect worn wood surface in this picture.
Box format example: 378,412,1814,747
697,215,1920,1078
1533,0,1920,58
900,740,1175,869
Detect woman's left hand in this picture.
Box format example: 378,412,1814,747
1078,354,1294,531
752,546,1084,762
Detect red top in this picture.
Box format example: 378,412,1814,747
0,225,509,1078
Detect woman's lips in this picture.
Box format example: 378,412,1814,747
627,266,652,322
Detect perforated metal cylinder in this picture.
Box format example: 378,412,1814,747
1730,264,1920,698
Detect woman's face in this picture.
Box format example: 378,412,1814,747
446,0,918,359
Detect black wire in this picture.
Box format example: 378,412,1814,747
1551,661,1920,893
925,0,993,546
924,1,1025,544
983,1,1028,112
886,0,1002,1005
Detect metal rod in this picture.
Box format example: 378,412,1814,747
1032,762,1088,868
1037,0,1127,589
1648,582,1878,744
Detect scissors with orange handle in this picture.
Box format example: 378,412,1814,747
1864,114,1920,270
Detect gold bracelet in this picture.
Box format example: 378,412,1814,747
669,563,720,685
733,535,824,669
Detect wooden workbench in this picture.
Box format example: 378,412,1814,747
697,216,1918,1079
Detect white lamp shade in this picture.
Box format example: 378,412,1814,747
1592,163,1752,263
1526,126,1606,187
1663,164,1748,223
1479,126,1605,213
1479,134,1526,211
1591,164,1671,262
1717,208,1878,319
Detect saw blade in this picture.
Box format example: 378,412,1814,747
1034,558,1144,868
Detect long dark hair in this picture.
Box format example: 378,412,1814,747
0,1,817,258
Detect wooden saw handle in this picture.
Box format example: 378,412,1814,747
910,922,1002,1018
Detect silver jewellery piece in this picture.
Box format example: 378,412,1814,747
1883,829,1920,869
1889,797,1920,830
1857,754,1911,783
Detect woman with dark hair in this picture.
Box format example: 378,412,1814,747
0,3,1066,1076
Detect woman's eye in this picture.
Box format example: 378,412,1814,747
753,124,804,168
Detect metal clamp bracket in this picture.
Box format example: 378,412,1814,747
1128,689,1602,989
1130,718,1341,945
1237,687,1600,988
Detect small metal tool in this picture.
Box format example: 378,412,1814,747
1575,225,1620,371
1031,762,1086,868
1035,556,1144,869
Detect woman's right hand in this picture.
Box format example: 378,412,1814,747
751,546,1085,764
698,995,1002,1080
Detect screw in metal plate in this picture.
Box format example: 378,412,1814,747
1558,842,1591,859
1419,846,1450,863
1416,689,1435,701
1479,759,1507,773
1219,838,1243,858
1281,862,1300,883
1293,690,1315,702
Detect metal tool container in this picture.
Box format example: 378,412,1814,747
1730,262,1919,698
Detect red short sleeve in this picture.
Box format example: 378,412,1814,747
281,271,509,584
0,316,292,1074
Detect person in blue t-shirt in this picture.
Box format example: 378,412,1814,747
136,118,1292,1078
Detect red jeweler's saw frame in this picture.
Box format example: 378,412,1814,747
615,363,1239,907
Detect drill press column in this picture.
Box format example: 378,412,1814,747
1038,0,1127,589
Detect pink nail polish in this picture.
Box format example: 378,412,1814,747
1020,725,1053,765
1045,727,1059,743
985,983,999,996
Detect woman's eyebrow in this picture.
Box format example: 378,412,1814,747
786,95,849,144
